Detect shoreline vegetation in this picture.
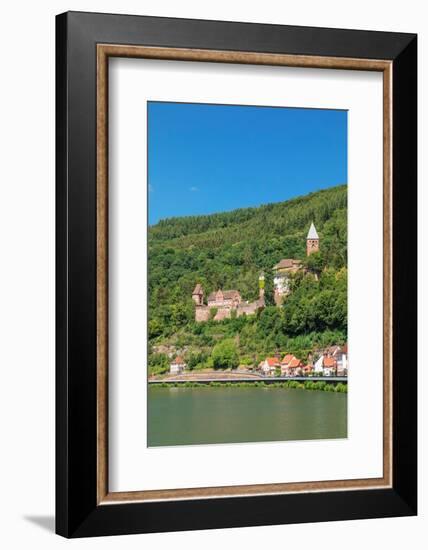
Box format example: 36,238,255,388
150,379,348,393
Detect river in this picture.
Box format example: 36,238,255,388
148,386,347,446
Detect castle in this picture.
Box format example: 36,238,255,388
193,222,319,321
192,276,265,322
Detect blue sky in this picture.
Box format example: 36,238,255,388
148,102,347,225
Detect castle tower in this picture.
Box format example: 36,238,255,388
192,283,204,306
306,222,319,256
258,273,265,299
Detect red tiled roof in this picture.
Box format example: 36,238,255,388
281,354,294,365
288,357,302,368
173,356,185,365
192,283,203,295
324,356,337,368
265,357,279,367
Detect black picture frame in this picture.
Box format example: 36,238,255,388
56,11,417,538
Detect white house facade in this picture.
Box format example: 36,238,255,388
260,358,279,376
169,356,187,375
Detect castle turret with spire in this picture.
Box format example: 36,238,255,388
306,222,320,256
273,222,320,305
191,283,204,306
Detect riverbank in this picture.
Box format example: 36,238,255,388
149,379,348,393
149,369,261,382
149,369,347,382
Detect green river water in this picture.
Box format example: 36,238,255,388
148,386,347,446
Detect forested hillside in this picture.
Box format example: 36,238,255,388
148,185,347,374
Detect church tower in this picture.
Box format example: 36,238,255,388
306,222,319,256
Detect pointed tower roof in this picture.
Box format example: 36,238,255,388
192,283,203,295
307,222,319,240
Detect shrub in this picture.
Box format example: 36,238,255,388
211,339,239,369
209,307,218,320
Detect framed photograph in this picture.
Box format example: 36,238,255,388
56,11,417,538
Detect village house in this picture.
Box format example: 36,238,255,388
259,357,279,376
337,344,348,375
282,356,303,377
273,222,320,305
313,354,324,375
322,356,337,376
312,343,348,377
313,354,336,376
326,344,348,375
169,356,186,375
280,354,294,375
302,363,314,376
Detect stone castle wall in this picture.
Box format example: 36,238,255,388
236,302,260,317
213,307,231,321
195,306,211,322
195,301,262,322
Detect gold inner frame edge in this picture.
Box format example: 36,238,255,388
96,44,393,505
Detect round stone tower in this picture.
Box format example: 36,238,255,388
192,283,204,306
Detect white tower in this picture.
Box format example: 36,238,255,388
306,222,319,256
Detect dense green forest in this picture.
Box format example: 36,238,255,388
148,185,347,375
